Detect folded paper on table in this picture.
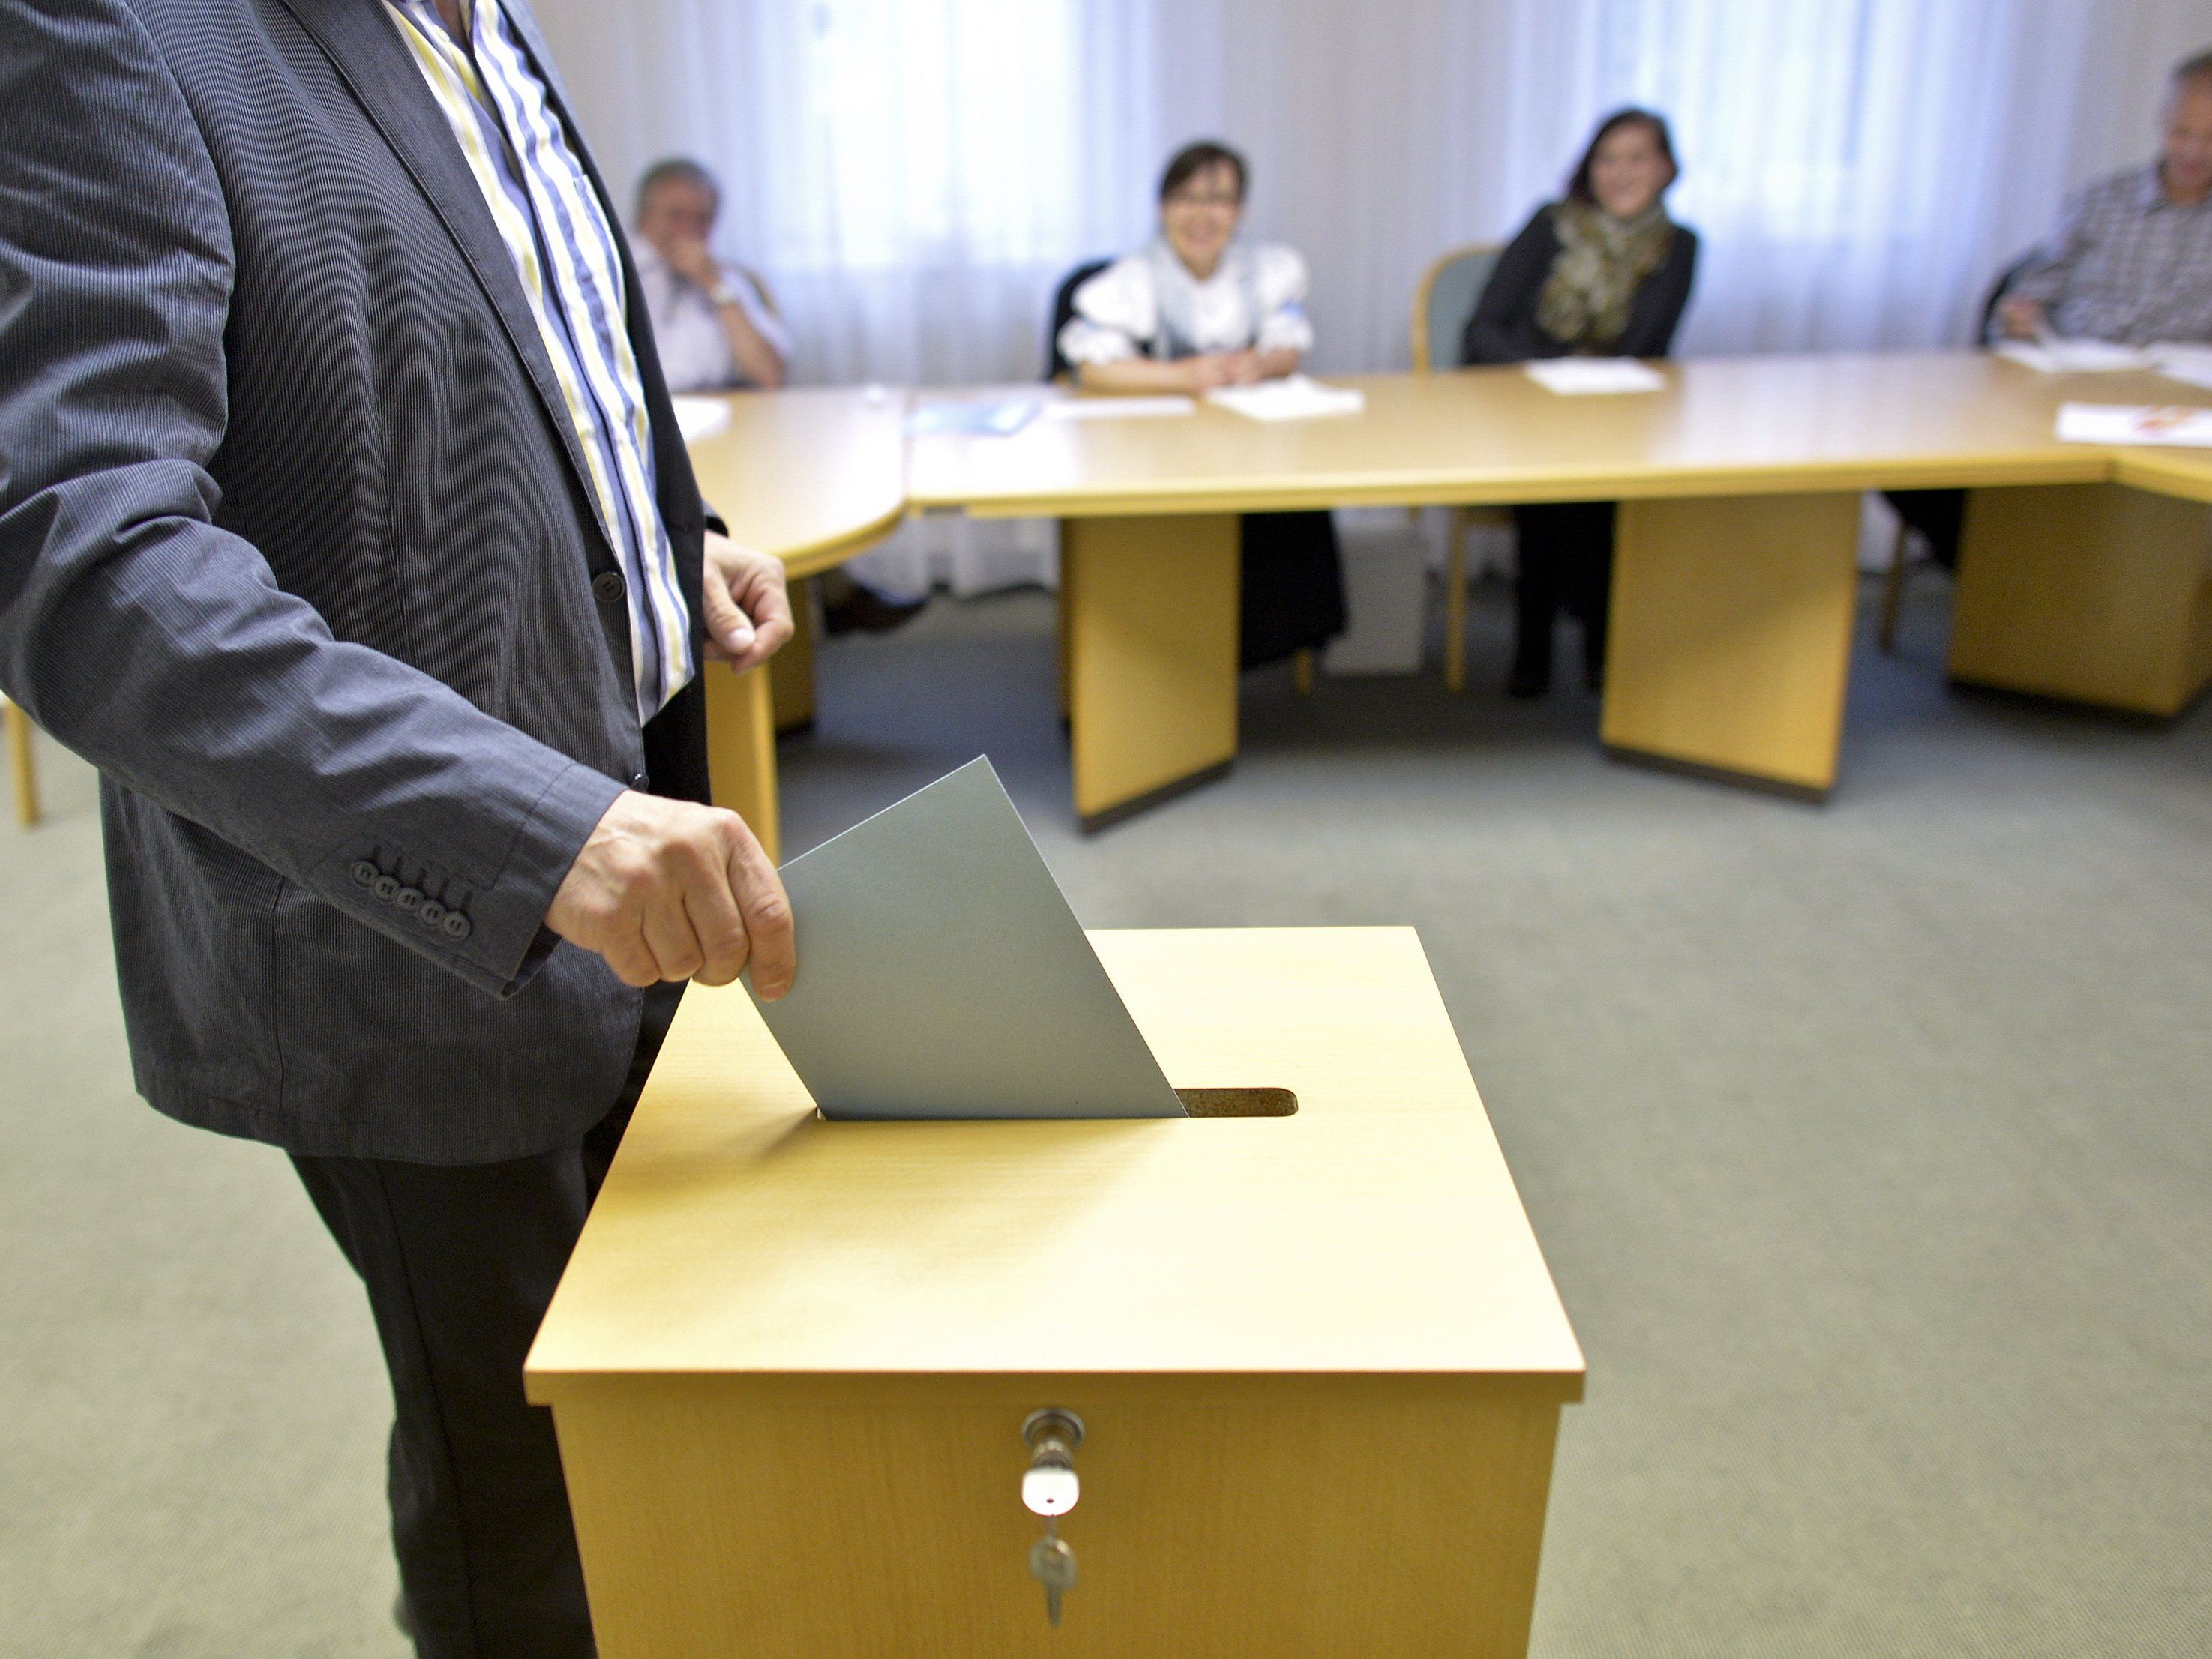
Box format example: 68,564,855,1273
2151,343,2212,391
670,395,731,442
1204,375,1365,421
2055,402,2212,448
745,758,1187,1121
1045,394,1197,421
906,397,1040,437
1994,339,2154,374
1523,358,1668,396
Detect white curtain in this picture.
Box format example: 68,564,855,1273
535,0,2205,591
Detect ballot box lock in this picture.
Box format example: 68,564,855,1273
1022,1409,1084,1626
1021,1408,1084,1516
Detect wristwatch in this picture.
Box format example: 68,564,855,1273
708,279,740,308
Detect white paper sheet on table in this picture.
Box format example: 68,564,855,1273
745,758,1187,1122
2055,402,2212,448
1203,375,1365,421
670,395,730,442
1044,395,1197,421
2151,343,2212,391
1523,358,1668,395
905,397,1041,437
1993,339,2153,373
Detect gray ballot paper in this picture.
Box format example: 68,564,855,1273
746,757,1187,1121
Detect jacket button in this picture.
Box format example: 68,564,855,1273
394,886,424,912
350,861,377,887
418,900,447,927
592,570,627,604
371,875,400,903
629,770,648,789
441,911,472,942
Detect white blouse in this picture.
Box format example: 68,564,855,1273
633,242,791,393
1058,241,1314,365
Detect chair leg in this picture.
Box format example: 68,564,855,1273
1443,510,1470,693
1878,520,1911,654
6,702,38,829
1293,648,1315,694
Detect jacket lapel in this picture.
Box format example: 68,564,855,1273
271,0,613,561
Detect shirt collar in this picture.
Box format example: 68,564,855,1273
2142,160,2211,214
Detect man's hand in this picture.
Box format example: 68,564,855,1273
1997,296,2049,340
702,529,794,675
547,791,794,997
665,233,724,294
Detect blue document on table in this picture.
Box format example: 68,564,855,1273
747,758,1186,1121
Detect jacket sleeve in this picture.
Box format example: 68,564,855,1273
1615,226,1698,358
1460,208,1558,366
0,0,623,999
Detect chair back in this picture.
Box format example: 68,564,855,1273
1977,251,2040,343
1045,258,1114,382
1411,243,1503,373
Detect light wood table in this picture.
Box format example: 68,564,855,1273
681,389,907,860
4,696,36,828
527,926,1583,1658
907,355,2212,814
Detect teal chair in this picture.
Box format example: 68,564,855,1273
1412,244,1504,690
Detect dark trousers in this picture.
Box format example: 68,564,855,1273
1884,488,1965,571
1239,510,1347,669
292,982,685,1659
1512,500,1617,686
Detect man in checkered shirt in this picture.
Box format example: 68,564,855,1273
1998,49,2212,344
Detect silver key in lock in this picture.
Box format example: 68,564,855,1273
1028,1527,1078,1626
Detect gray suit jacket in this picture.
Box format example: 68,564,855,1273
0,0,715,1163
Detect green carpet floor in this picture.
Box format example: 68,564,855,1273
3,577,2207,1656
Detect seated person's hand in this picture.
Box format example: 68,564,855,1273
1179,354,1239,392
665,234,724,294
1219,349,1266,385
547,790,794,997
1996,295,2048,341
702,529,794,674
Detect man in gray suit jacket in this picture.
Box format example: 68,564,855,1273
0,1,797,1652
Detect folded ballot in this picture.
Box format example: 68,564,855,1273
1204,375,1365,421
1524,358,1668,395
2055,402,2212,448
668,394,731,441
745,758,1187,1121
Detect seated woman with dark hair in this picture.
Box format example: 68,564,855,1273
1463,109,1699,696
1058,141,1345,671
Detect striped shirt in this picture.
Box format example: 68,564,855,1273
386,0,694,724
2007,163,2212,346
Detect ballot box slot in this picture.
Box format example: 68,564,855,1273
1173,1086,1297,1117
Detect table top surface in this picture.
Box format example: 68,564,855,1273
526,927,1584,1390
680,387,906,576
900,352,2212,516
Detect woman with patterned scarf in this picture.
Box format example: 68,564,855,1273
1463,109,1699,696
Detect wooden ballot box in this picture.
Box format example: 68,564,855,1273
526,927,1584,1658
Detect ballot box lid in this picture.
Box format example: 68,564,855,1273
526,928,1584,1393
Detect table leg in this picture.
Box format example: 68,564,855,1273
704,660,781,864
1948,484,2212,716
769,579,818,735
1063,514,1239,831
5,700,38,829
1601,492,1861,798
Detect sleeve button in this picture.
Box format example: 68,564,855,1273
441,912,472,942
418,900,447,927
394,886,424,912
371,876,400,903
350,861,378,887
